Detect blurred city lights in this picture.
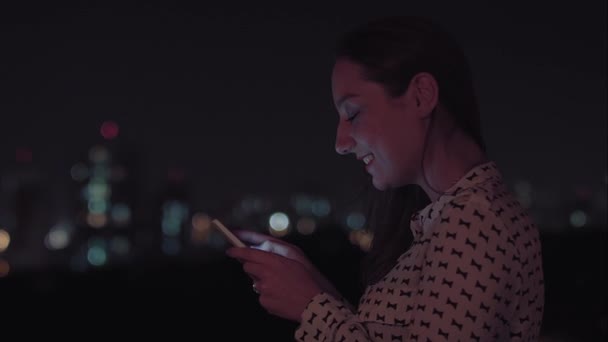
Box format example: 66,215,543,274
87,246,108,266
110,236,130,255
45,222,73,250
86,237,108,266
0,229,10,252
45,229,70,250
89,145,110,163
70,255,88,272
240,198,255,214
570,210,588,228
292,195,313,216
269,212,290,237
167,167,185,183
88,199,108,214
100,121,119,140
346,212,366,230
269,212,289,231
162,238,181,255
91,165,110,179
162,218,181,236
312,198,331,217
0,122,603,285
86,182,110,200
86,213,108,228
296,217,317,235
191,212,212,244
349,230,373,252
111,203,131,226
162,200,188,236
574,185,593,201
358,232,373,251
514,180,533,208
111,165,127,182
0,259,9,277
70,163,89,181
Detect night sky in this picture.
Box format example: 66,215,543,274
1,1,606,208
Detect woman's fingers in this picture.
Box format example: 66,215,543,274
226,246,281,267
234,230,283,245
243,261,268,280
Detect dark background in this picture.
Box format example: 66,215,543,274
0,1,606,340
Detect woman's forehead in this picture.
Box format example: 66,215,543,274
332,60,367,101
332,60,388,107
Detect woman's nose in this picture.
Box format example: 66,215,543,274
335,124,355,155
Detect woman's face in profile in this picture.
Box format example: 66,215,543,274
331,58,427,190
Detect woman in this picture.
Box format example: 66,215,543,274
227,15,544,341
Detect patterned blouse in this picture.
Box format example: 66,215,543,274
295,161,544,341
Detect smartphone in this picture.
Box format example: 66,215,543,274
211,219,247,248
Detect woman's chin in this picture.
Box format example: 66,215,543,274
371,177,388,191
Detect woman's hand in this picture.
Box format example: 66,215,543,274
226,245,322,322
235,230,342,299
226,230,342,322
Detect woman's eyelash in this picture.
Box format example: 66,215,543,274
346,111,360,122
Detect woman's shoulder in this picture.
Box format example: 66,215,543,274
440,162,522,215
416,161,537,237
437,173,537,240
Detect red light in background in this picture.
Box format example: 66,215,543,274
574,185,592,201
168,168,185,183
16,147,32,163
100,121,119,140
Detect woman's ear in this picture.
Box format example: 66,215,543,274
410,72,439,118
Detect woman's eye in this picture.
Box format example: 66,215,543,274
346,111,360,122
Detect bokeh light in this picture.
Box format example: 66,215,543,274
70,163,89,181
269,212,290,237
100,121,119,140
89,145,110,163
569,210,587,228
0,229,10,252
162,238,181,255
111,203,131,226
45,222,73,250
312,199,331,217
86,213,108,228
0,259,9,277
346,212,366,230
191,212,212,244
296,217,316,235
110,236,130,255
349,230,373,252
87,246,107,266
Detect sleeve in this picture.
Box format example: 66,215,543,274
402,198,521,340
295,197,521,341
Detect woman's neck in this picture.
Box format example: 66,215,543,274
417,126,488,202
